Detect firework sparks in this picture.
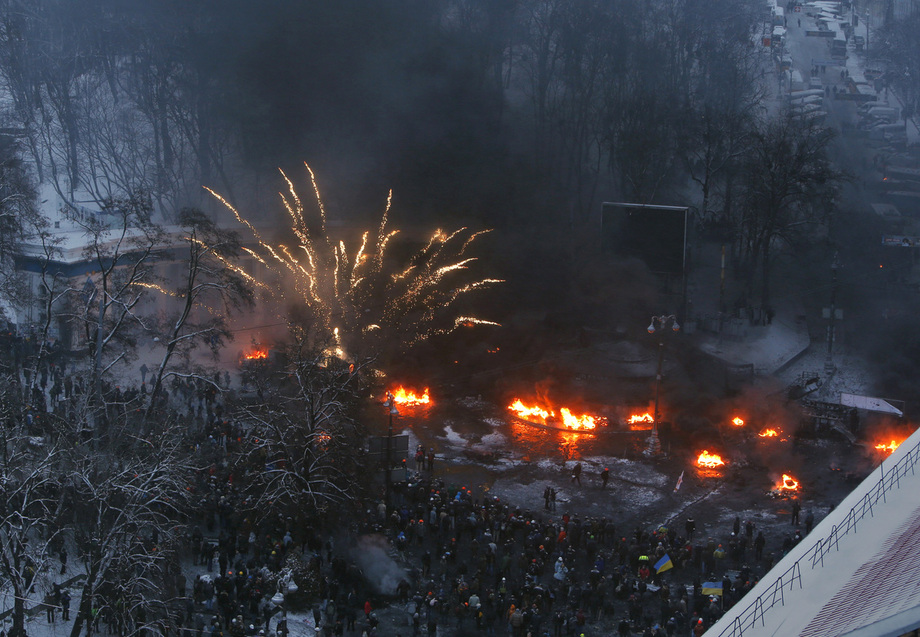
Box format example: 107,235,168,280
205,163,502,352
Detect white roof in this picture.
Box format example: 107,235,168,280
840,393,904,416
708,426,920,636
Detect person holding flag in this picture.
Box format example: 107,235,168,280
654,553,674,574
701,580,723,596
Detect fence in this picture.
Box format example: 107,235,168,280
714,436,920,636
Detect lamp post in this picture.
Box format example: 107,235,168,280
647,314,680,455
271,572,298,622
382,392,399,508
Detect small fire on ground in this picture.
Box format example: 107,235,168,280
388,387,431,406
243,346,269,360
508,399,599,431
874,439,903,454
697,450,725,468
732,417,745,427
778,474,799,490
759,429,779,438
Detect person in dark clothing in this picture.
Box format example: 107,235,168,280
600,467,610,488
685,518,695,540
791,499,801,526
754,531,765,561
805,510,815,534
571,463,582,486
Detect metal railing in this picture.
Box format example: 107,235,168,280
714,437,920,636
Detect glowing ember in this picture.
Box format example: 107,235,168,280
697,450,725,468
759,429,779,438
508,400,598,431
243,347,269,360
779,474,799,490
875,439,902,453
732,417,745,427
388,387,431,406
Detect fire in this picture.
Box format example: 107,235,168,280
759,429,778,438
389,387,431,406
627,412,654,430
697,450,725,468
509,399,552,421
560,408,597,430
244,347,269,360
779,474,799,490
732,417,745,427
508,400,598,431
875,439,902,453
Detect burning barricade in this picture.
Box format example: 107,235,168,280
508,399,602,433
695,450,727,478
627,413,655,431
387,386,432,407
696,450,725,468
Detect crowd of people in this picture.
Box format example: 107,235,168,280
180,432,814,637
3,339,817,637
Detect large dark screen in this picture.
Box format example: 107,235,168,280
602,204,687,274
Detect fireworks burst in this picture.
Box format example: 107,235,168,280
205,163,502,352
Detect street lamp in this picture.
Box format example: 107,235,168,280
647,314,680,455
382,392,399,508
271,571,299,618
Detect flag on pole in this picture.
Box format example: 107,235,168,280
674,470,684,491
702,581,723,596
654,554,674,573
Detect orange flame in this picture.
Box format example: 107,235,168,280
732,417,745,427
779,474,799,490
627,412,654,430
759,429,778,438
244,347,269,360
508,400,598,431
628,413,654,424
875,439,902,454
389,387,431,406
560,408,597,430
509,399,552,422
697,450,725,468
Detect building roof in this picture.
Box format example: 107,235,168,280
708,426,920,637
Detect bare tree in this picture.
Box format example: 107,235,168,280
68,194,162,421
145,208,253,421
63,415,194,637
680,38,763,218
0,371,65,637
231,331,372,526
736,115,844,308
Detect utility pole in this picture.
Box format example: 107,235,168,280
824,253,841,374
383,393,398,508
719,245,726,343
647,315,680,455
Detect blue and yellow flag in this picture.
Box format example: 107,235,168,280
702,581,723,596
654,554,674,573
